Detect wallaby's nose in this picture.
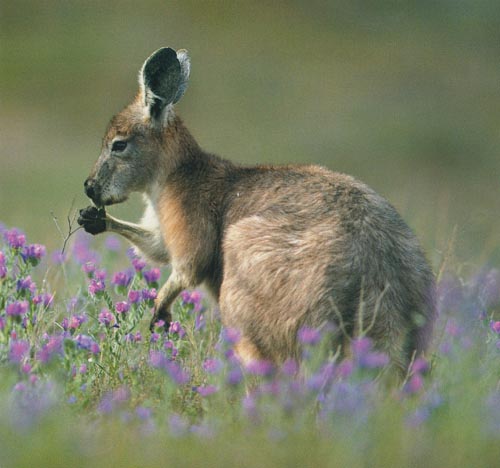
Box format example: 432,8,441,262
84,178,96,200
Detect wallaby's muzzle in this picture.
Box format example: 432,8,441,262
84,178,102,207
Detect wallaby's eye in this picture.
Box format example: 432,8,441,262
111,140,128,152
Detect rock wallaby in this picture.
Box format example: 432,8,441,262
78,47,435,375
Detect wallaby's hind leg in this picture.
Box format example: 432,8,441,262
234,337,264,366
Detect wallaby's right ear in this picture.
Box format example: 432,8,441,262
139,47,190,120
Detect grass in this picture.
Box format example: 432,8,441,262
2,2,500,465
0,223,499,467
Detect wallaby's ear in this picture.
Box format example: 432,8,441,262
173,49,190,104
140,47,190,120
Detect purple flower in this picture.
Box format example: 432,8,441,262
98,309,116,327
337,359,354,379
9,340,30,363
197,385,218,397
203,358,223,374
66,297,79,312
307,362,336,391
128,290,142,303
189,422,215,439
180,290,204,312
136,406,152,420
166,361,190,385
351,337,389,368
242,395,258,419
16,276,37,295
298,326,322,345
74,334,100,354
104,235,121,251
143,268,161,285
404,373,424,394
94,269,106,281
115,301,130,314
4,228,26,249
227,367,243,386
88,279,105,296
154,320,166,329
281,358,299,376
149,350,189,384
411,357,430,374
360,351,390,369
51,250,66,264
82,262,96,276
150,350,169,369
111,270,133,288
33,293,54,308
221,328,241,344
98,388,129,414
37,335,64,363
168,321,185,338
164,340,178,358
445,319,462,337
62,314,87,331
73,232,100,264
246,360,275,377
142,288,157,301
6,300,29,316
124,331,142,343
169,414,189,437
195,313,205,330
352,336,373,355
490,321,500,334
132,257,146,272
150,332,161,343
21,243,46,263
406,407,431,427
0,251,6,278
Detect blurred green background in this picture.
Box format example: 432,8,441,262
1,1,499,266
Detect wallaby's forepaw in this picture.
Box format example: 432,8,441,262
78,206,107,235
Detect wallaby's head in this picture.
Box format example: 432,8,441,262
84,47,191,207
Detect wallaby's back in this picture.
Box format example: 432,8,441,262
218,164,435,372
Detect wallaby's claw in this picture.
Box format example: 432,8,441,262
77,206,107,235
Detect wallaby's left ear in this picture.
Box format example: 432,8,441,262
140,47,190,119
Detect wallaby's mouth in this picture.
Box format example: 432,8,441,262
103,196,128,206
84,179,128,207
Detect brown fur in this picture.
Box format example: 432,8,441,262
158,188,192,260
79,47,435,377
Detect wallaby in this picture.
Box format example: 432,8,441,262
78,47,435,374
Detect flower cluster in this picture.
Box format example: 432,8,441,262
0,222,500,457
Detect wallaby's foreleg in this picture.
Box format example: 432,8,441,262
150,270,191,332
78,206,190,333
78,206,169,264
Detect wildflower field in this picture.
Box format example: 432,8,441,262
0,221,499,468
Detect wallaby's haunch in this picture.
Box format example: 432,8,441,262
78,47,435,375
